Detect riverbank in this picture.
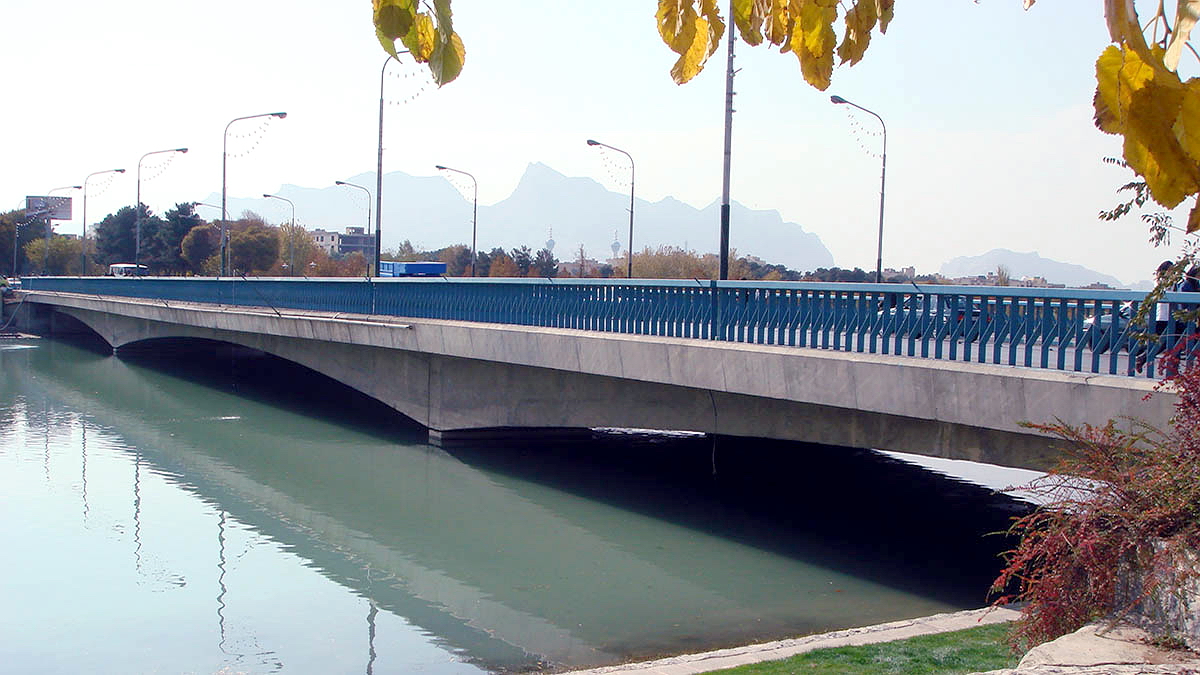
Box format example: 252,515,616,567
564,606,1200,675
562,606,1022,674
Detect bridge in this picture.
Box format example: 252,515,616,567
7,276,1191,471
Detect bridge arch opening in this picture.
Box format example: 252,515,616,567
114,337,427,439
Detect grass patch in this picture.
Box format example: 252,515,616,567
709,623,1019,675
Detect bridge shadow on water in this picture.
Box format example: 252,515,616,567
113,337,1032,610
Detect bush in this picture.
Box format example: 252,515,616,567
991,347,1200,649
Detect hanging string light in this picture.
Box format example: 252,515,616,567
841,107,882,159
440,172,474,201
593,147,632,190
138,152,182,184
384,59,434,106
225,116,280,159
87,172,119,198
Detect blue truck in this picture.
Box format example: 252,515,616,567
377,261,447,277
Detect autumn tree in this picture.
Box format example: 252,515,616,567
180,224,220,274
488,250,519,277
23,235,82,275
228,221,280,274
275,222,318,275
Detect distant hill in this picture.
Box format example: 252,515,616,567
940,249,1129,289
208,162,834,273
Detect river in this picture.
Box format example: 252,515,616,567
0,335,1035,673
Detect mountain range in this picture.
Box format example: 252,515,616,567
939,249,1135,289
208,162,835,273
208,163,1134,288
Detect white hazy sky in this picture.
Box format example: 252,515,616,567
4,1,1196,285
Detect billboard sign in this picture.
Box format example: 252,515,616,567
25,195,72,220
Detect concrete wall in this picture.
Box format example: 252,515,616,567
14,291,1177,470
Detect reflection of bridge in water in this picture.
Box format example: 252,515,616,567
7,340,1029,671
11,277,1186,470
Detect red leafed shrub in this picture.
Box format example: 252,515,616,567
992,349,1200,650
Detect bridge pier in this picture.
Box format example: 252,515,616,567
427,427,595,448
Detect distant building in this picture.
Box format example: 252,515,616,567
309,226,373,258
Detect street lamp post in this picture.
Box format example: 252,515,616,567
262,193,296,276
136,147,188,270
81,169,125,275
434,165,478,277
831,94,887,284
222,112,287,276
376,52,410,278
586,139,635,278
335,180,372,236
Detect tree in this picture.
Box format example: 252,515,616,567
533,247,559,277
180,224,220,274
93,206,138,266
276,222,318,275
0,209,37,277
511,245,532,276
438,244,471,276
488,250,519,277
228,222,280,274
23,235,82,275
151,203,203,275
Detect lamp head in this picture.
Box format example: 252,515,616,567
115,169,126,173
70,185,82,189
830,95,847,104
335,181,346,186
273,112,287,119
262,193,272,198
177,147,189,154
586,139,600,146
435,165,447,170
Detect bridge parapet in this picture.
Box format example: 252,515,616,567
18,276,1199,378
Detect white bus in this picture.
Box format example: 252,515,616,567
108,263,148,277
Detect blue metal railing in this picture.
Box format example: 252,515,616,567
20,276,1200,378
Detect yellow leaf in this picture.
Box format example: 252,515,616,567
875,0,894,33
838,0,877,66
1189,200,1200,233
699,0,726,55
1094,45,1130,134
1124,82,1199,208
732,0,765,46
376,27,401,60
1176,79,1200,164
671,15,714,83
1103,0,1152,58
1094,44,1200,208
764,0,789,46
429,30,465,86
402,12,436,62
658,0,699,54
373,0,415,41
1165,0,1200,72
791,0,837,91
